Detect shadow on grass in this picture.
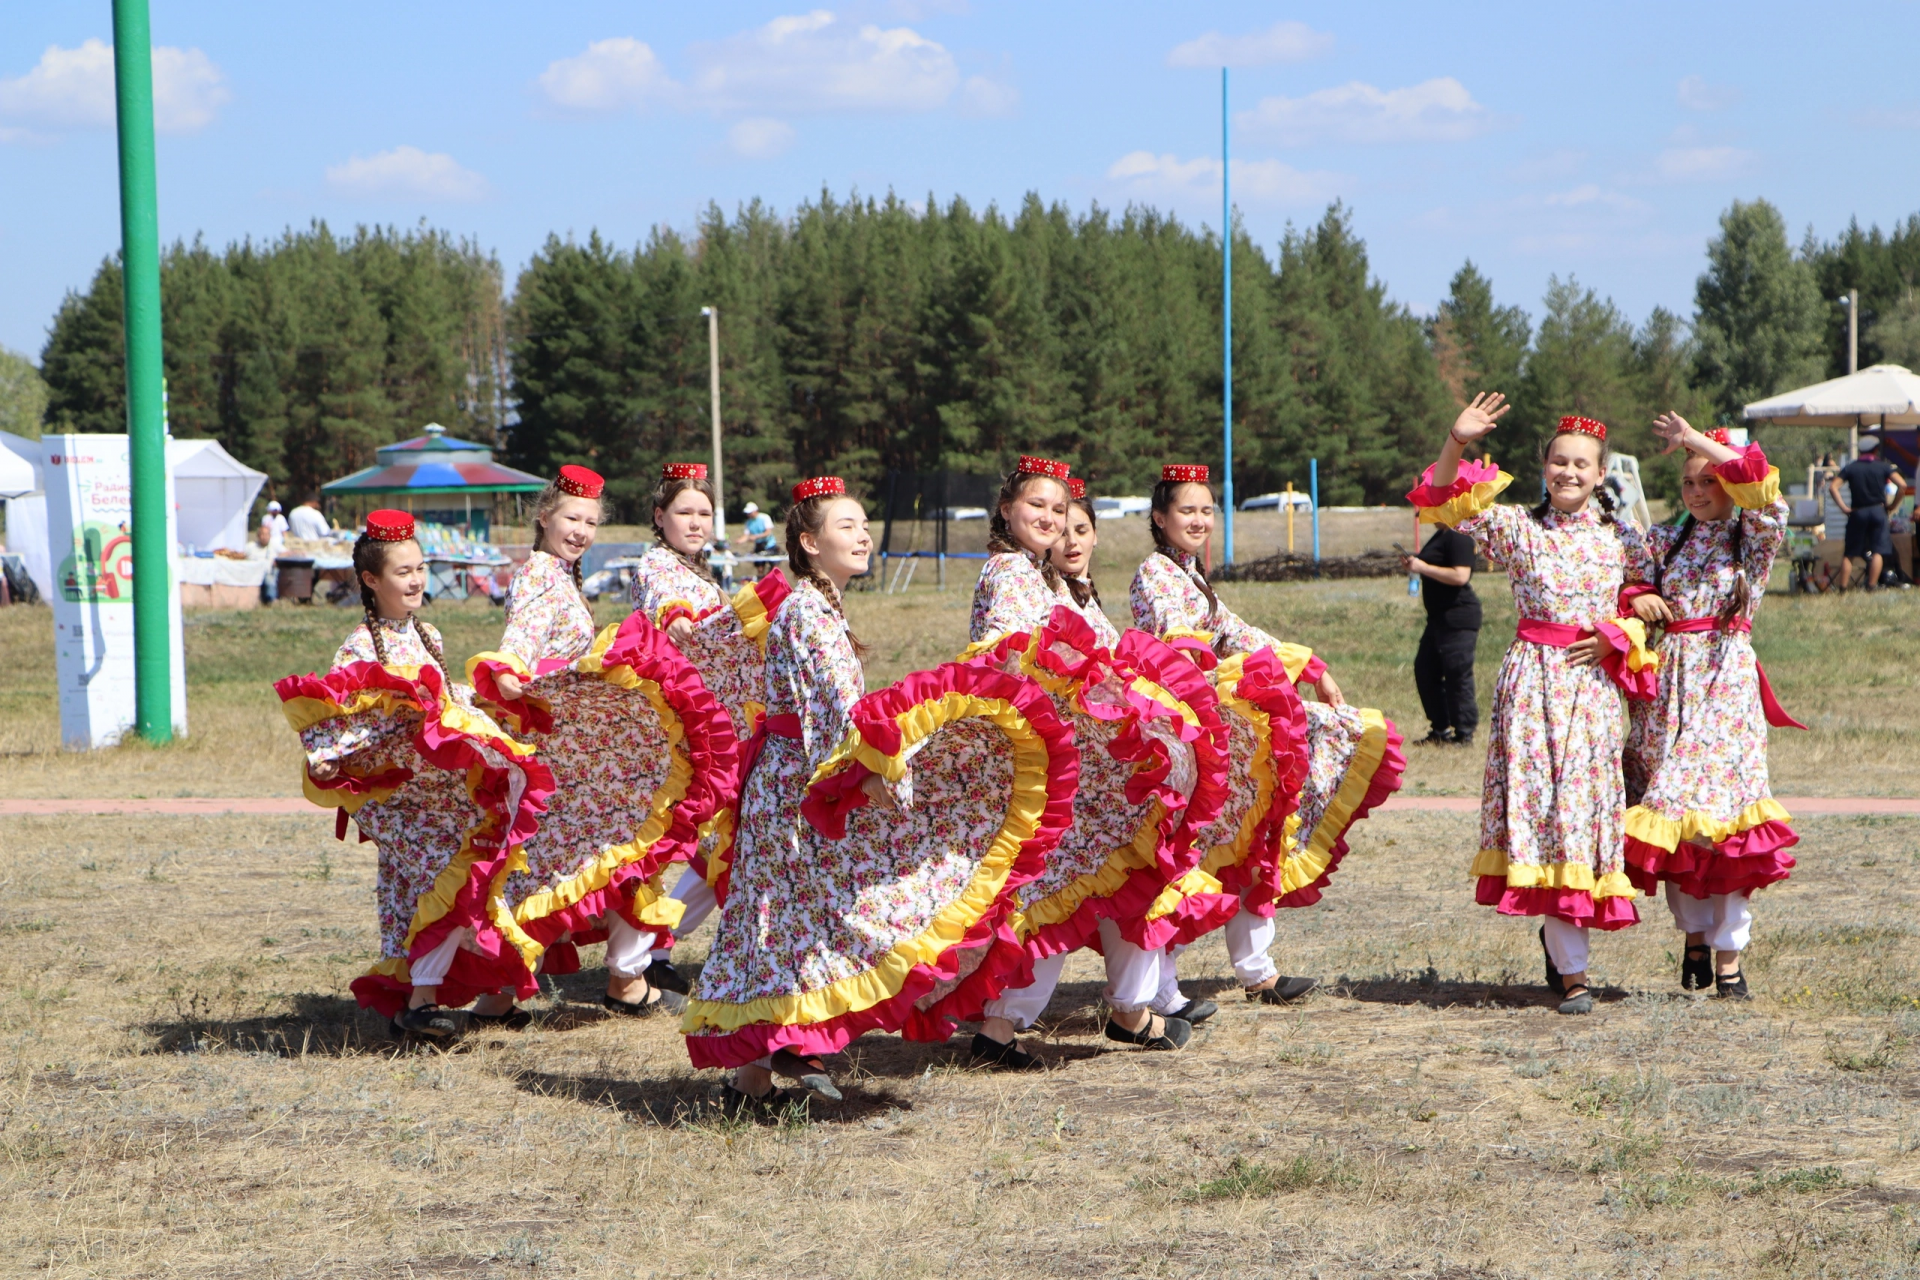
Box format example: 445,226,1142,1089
1330,973,1629,1009
142,992,402,1058
504,1065,914,1128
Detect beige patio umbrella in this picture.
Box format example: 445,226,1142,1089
1744,364,1920,456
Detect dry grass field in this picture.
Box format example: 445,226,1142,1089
2,569,1920,1277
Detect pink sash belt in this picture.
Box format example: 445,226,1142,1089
1662,616,1805,730
1515,617,1657,701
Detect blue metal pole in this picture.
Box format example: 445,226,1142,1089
1310,458,1321,561
1221,66,1234,564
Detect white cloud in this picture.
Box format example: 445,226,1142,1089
1544,183,1646,211
1237,77,1491,145
1168,20,1333,68
1106,151,1343,205
691,10,960,113
0,38,228,138
958,75,1018,117
1655,145,1753,180
536,37,678,111
1677,75,1740,112
727,116,795,158
325,146,489,202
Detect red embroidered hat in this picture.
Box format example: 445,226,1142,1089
1702,427,1732,446
791,476,846,504
366,509,415,542
556,465,605,498
1557,415,1607,442
1016,455,1071,481
1162,464,1210,484
1068,477,1087,501
662,462,708,480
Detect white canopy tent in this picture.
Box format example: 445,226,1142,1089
0,431,48,600
167,438,268,552
0,432,35,499
1744,364,1920,453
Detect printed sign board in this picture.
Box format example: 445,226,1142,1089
43,434,188,749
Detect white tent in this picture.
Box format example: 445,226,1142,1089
1744,364,1920,437
168,438,267,552
0,432,34,499
0,431,48,600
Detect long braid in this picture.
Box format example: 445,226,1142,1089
987,471,1065,595
1725,515,1750,620
415,619,446,672
786,496,870,658
1657,515,1698,595
363,602,387,666
1148,479,1221,624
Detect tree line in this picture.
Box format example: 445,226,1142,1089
18,193,1920,519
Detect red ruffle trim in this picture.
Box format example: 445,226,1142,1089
1272,717,1406,911
1474,878,1641,930
1715,442,1771,486
1207,648,1312,911
745,568,791,617
468,654,573,737
1623,823,1798,898
1405,458,1500,509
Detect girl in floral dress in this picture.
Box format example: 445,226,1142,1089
683,479,1075,1114
1409,394,1659,1015
1130,465,1404,1011
471,467,732,1022
626,463,788,998
276,510,550,1039
969,459,1233,1069
1622,414,1800,1000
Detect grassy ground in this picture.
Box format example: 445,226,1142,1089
3,571,1920,1276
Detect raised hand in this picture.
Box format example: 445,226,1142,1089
1450,392,1510,446
1651,411,1693,455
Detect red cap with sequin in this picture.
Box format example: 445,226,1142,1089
1702,427,1732,446
1162,464,1210,484
1067,477,1087,501
1557,415,1607,442
791,476,846,504
662,462,708,480
1016,455,1071,481
556,465,605,498
366,509,415,542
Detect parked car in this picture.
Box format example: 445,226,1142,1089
1092,496,1152,516
1239,491,1314,512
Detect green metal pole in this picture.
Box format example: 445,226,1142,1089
113,0,171,743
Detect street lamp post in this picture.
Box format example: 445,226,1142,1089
700,306,726,543
1840,289,1860,457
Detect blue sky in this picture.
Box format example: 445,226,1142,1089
4,2,1918,361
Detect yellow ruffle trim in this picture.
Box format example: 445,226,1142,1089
357,804,503,990
681,691,1053,1034
1144,867,1226,923
1162,626,1215,650
1275,643,1318,685
1417,469,1515,526
652,597,701,628
1278,706,1391,895
728,581,775,653
1009,798,1168,940
1612,616,1659,676
1469,847,1637,899
281,684,422,735
1622,796,1791,854
1719,466,1781,511
1198,654,1280,878
489,624,697,972
464,649,531,684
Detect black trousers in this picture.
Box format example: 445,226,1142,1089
1414,623,1479,740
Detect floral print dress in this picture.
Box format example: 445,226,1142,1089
684,579,1056,1067
1623,446,1798,898
1130,550,1404,912
1417,474,1656,929
278,616,547,1017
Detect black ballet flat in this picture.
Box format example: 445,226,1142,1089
1105,1013,1192,1051
1557,984,1594,1016
1681,944,1714,992
392,1004,459,1039
969,1032,1045,1071
646,958,691,995
1714,970,1751,1001
604,986,686,1018
468,1007,534,1031
1539,926,1566,997
1172,997,1219,1026
1247,976,1318,1005
770,1049,843,1101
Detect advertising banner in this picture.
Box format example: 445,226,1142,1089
43,434,188,749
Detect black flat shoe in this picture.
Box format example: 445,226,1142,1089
1105,1013,1192,1051
1414,731,1452,747
1681,944,1713,991
393,1004,459,1039
1539,926,1565,997
719,1083,808,1122
1557,984,1593,1016
1247,976,1318,1004
468,1007,533,1030
646,958,691,995
604,987,686,1017
1714,970,1750,1001
969,1032,1045,1071
1172,998,1219,1026
769,1049,843,1101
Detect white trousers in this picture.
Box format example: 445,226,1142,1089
604,912,657,979
1097,917,1162,1013
410,930,463,987
982,952,1067,1029
1666,883,1754,952
651,867,719,960
1541,917,1590,975
1148,898,1279,1013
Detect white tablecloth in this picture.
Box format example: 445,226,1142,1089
176,555,269,588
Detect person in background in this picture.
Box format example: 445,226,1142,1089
289,493,331,542
263,500,290,540
733,501,777,576
250,521,281,604
1829,435,1899,590
1405,524,1482,746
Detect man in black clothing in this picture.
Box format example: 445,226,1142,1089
1406,525,1481,746
1829,435,1901,590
